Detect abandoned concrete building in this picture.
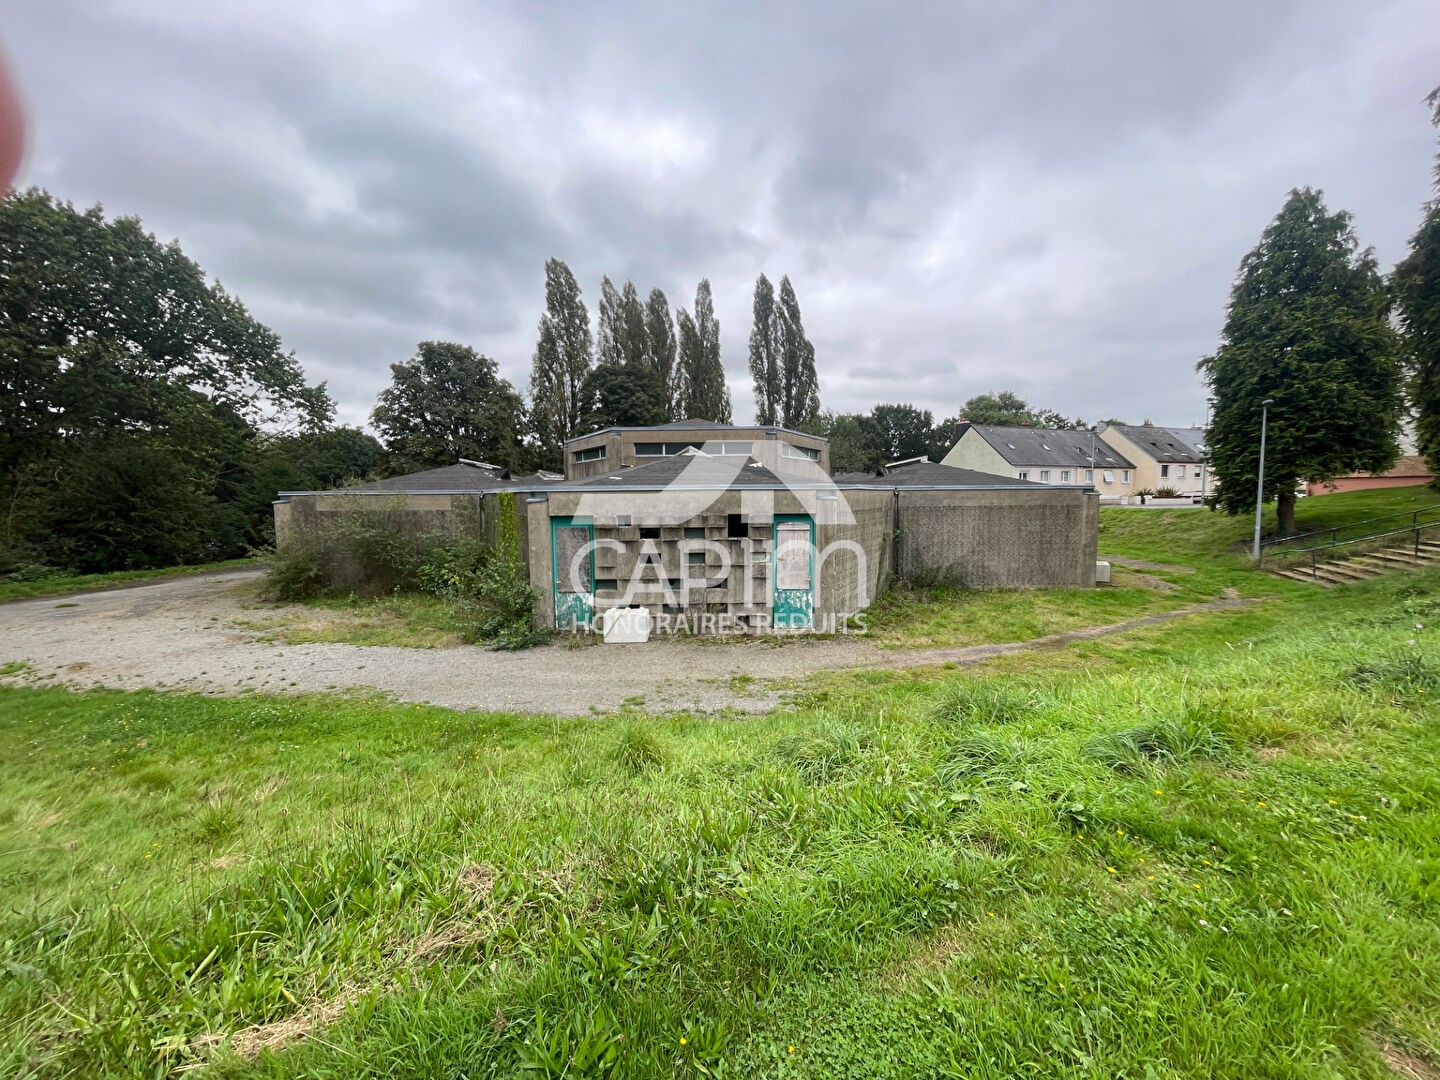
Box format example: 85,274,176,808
274,423,1100,635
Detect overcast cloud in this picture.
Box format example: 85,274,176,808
5,0,1437,430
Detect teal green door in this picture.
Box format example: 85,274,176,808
772,515,815,630
551,517,594,630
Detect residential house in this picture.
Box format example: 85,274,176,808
940,423,1137,499
1097,424,1209,499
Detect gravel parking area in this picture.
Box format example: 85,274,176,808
0,570,1248,715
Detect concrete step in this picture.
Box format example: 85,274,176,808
1273,567,1332,586
1391,546,1440,561
1310,563,1380,585
1365,550,1429,568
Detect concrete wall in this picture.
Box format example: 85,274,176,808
1307,474,1431,495
815,487,893,618
896,488,1099,588
272,491,498,592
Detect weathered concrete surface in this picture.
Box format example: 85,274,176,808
0,571,1250,716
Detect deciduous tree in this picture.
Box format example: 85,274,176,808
776,275,820,428
371,342,527,473
677,279,731,422
643,287,678,416
748,273,780,424
1200,187,1402,535
1394,87,1440,484
528,258,592,462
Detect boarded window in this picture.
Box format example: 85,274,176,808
554,527,592,593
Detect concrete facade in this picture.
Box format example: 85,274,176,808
277,431,1101,636
564,421,830,479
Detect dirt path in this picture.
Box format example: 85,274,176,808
0,570,1251,715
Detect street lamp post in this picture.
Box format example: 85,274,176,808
1252,398,1274,561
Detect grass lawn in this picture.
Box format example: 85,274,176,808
3,560,1439,1075
0,558,260,604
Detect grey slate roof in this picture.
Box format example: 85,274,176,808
966,424,1134,469
832,460,1052,488
1106,425,1206,464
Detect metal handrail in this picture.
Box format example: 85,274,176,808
1263,519,1440,578
1259,504,1440,556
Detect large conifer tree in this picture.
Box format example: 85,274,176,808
1199,188,1401,535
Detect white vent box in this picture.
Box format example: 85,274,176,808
600,606,652,643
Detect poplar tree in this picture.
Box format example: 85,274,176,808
595,276,624,366
776,275,820,428
643,287,678,416
1199,187,1401,535
528,258,592,456
619,281,648,368
748,273,780,424
676,279,731,423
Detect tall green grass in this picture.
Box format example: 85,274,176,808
2,572,1439,1076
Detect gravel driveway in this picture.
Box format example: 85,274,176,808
0,570,1248,715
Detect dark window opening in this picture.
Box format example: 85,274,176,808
639,527,661,539
706,574,728,590
594,578,618,591
686,552,705,565
683,527,705,539
727,514,749,539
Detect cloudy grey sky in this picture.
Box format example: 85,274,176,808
6,1,1438,430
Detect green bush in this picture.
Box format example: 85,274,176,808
262,543,326,601
455,551,546,650
415,534,491,599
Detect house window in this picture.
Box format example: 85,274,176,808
781,442,821,461
1061,470,1071,483
727,514,749,539
683,527,705,539
639,527,661,540
635,441,703,456
1160,464,1170,478
573,446,605,462
1102,470,1114,483
1085,469,1094,483
1177,466,1186,479
1039,470,1051,482
1017,470,1029,480
1122,470,1130,483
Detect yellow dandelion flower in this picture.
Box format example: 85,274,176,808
1328,799,1337,805
789,1045,796,1054
1201,859,1210,866
1107,866,1117,874
1147,875,1155,880
1257,801,1266,806
680,1037,687,1046
1154,789,1163,795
